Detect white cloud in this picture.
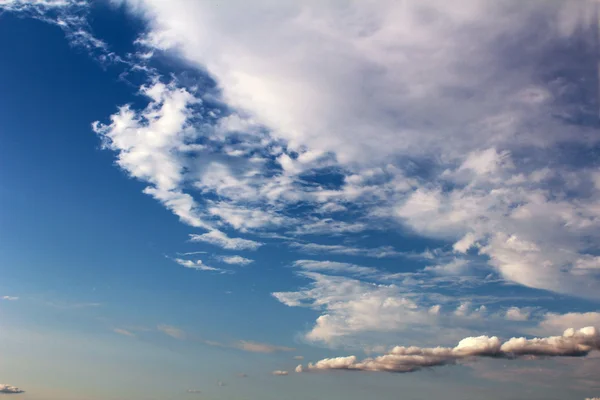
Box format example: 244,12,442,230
0,384,24,394
424,258,469,275
10,0,600,364
9,0,597,315
1,296,18,301
126,0,596,164
535,312,600,336
272,272,433,345
453,233,477,253
207,202,288,232
272,370,289,376
189,230,263,251
292,260,379,277
505,307,531,322
93,82,210,229
458,148,511,176
113,328,136,337
186,389,201,393
289,242,402,258
235,341,295,354
173,258,224,272
108,1,600,302
157,324,187,340
289,219,368,235
299,327,600,374
216,255,254,266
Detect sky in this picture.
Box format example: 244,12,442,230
0,0,599,399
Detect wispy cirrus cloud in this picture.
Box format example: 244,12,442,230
157,324,187,340
289,242,404,258
190,230,263,251
292,260,379,277
173,258,226,273
113,328,136,337
235,341,295,354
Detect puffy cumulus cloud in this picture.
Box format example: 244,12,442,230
535,312,600,336
93,82,210,229
298,327,600,374
505,307,531,322
189,230,263,251
235,341,295,354
272,272,435,345
0,384,24,394
272,370,289,376
500,327,600,357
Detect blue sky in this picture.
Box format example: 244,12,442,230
0,1,600,399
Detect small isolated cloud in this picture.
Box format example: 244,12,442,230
173,257,224,272
190,230,263,251
113,328,135,337
292,260,378,276
297,327,600,374
505,307,530,322
1,296,18,301
272,370,289,376
157,324,187,340
217,381,226,387
293,355,304,360
216,255,254,266
424,258,469,275
0,384,24,394
186,389,201,393
290,242,402,258
236,341,295,353
453,233,477,253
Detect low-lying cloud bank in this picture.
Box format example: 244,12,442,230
0,384,24,394
296,327,600,374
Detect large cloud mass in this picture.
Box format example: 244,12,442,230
298,327,600,373
105,0,600,300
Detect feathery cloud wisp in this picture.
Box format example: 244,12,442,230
235,341,295,353
190,230,263,251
